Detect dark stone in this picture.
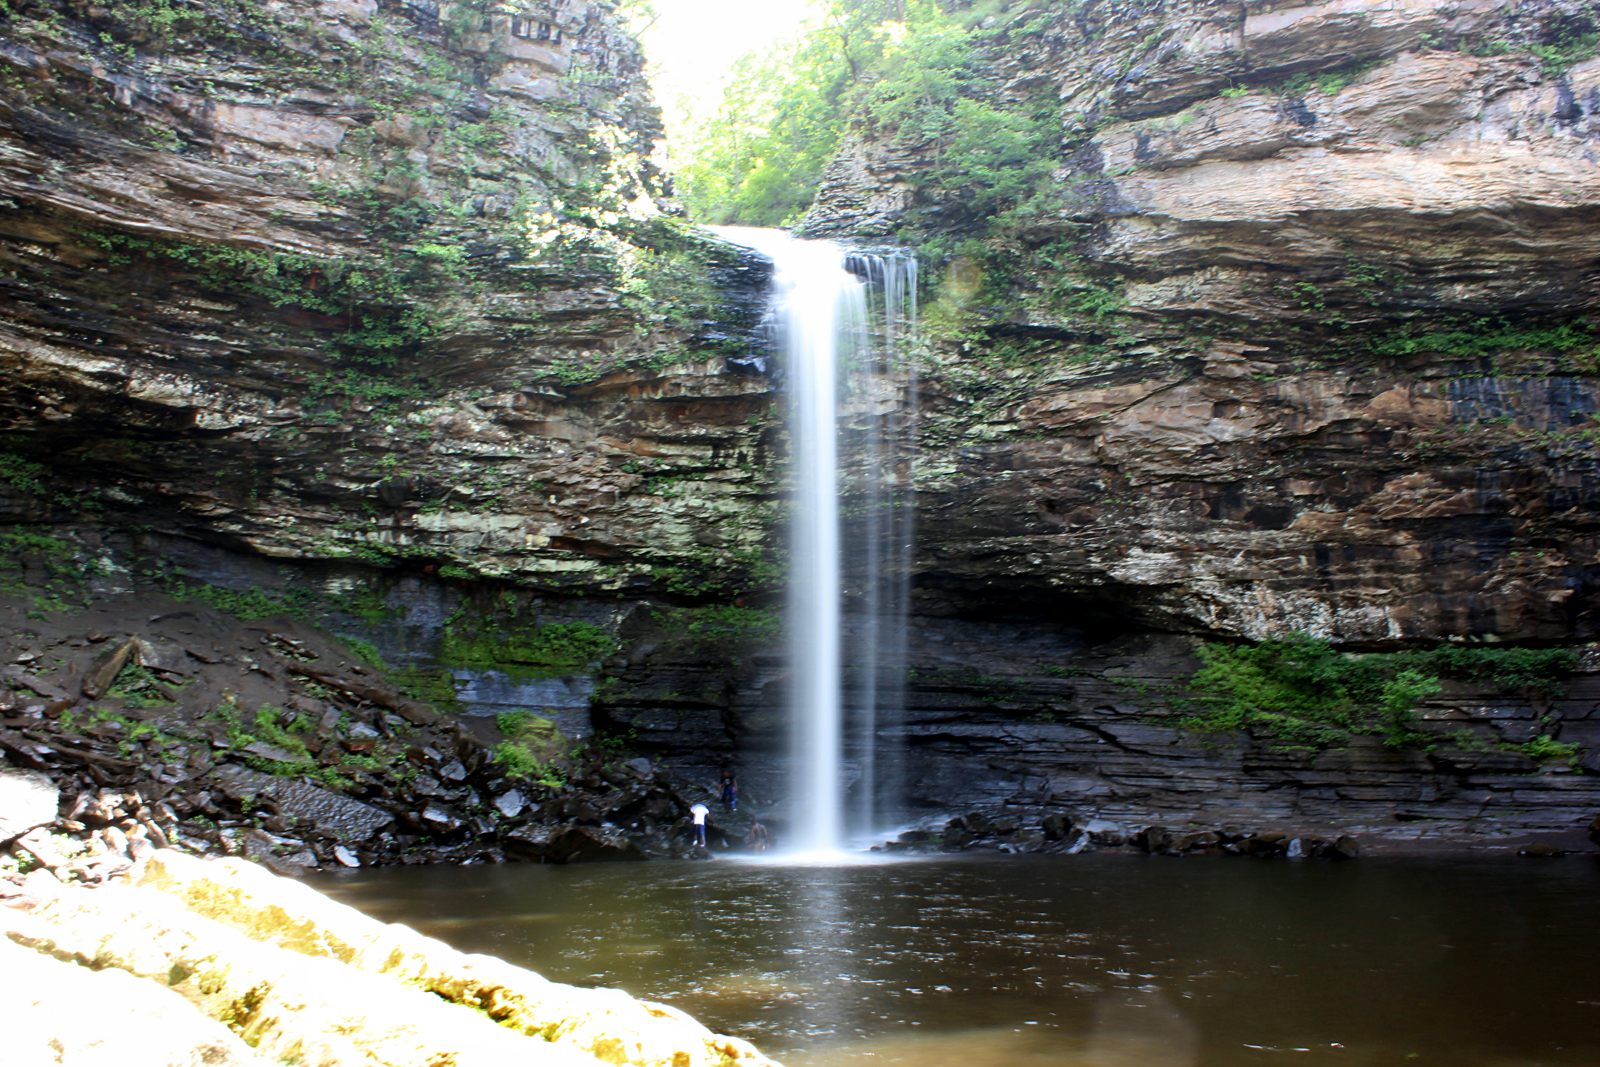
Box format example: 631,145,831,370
942,827,974,850
503,824,647,863
211,765,394,841
1174,830,1221,852
420,803,464,833
1139,826,1173,853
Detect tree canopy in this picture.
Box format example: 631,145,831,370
674,0,1059,231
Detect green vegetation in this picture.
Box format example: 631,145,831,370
679,0,1059,234
1183,633,1581,756
59,704,183,760
654,604,783,650
105,663,178,708
492,711,568,787
82,231,462,375
0,528,111,617
1519,734,1582,764
1467,24,1598,75
164,579,314,621
391,665,462,711
1184,634,1441,750
1530,30,1599,74
1219,60,1382,101
441,618,616,680
0,452,66,503
209,698,396,789
651,545,784,600
1373,318,1596,360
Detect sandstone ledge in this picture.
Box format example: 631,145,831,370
3,849,778,1067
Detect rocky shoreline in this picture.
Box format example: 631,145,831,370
0,562,734,875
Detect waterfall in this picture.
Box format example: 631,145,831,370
712,226,917,855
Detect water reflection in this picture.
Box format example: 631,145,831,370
310,855,1600,1067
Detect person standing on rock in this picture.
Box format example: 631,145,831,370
719,769,738,811
690,801,710,848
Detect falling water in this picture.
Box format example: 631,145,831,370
713,226,917,856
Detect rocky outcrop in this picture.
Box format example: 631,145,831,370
887,623,1600,852
0,2,791,853
0,0,781,593
787,0,1600,846
0,564,724,873
804,0,1599,642
3,848,778,1066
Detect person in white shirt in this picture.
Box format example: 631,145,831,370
690,801,710,848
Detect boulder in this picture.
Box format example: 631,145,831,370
1173,830,1222,853
1041,813,1075,841
504,825,647,864
212,765,393,841
495,789,528,819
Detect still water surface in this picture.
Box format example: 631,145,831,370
311,855,1600,1066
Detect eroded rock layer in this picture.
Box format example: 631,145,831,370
810,0,1600,642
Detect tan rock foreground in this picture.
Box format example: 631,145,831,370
2,851,779,1067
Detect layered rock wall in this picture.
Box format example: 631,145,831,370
789,0,1600,844
0,0,782,594
806,0,1600,643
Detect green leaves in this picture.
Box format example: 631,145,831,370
441,620,617,680
1183,633,1577,752
677,0,1063,229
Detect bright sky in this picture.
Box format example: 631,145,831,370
633,0,817,155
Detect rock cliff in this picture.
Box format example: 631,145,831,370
0,1,788,862
796,0,1600,845
0,0,780,593
1,0,1598,852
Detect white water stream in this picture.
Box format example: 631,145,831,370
712,226,917,856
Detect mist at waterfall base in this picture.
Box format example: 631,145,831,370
313,855,1600,1066
712,226,918,859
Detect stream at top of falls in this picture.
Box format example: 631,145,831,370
311,853,1600,1067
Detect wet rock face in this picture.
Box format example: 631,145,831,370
880,620,1600,850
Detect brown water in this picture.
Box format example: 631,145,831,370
309,854,1600,1066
